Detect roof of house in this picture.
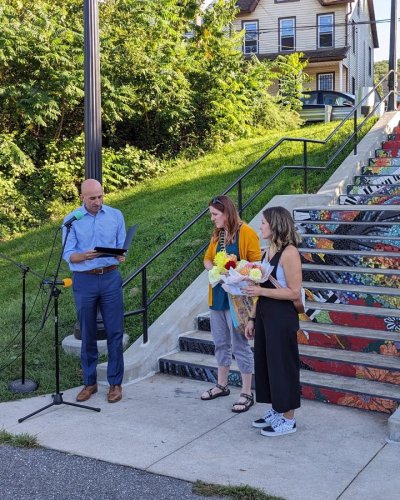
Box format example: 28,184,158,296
245,46,350,63
317,0,353,5
236,0,261,13
367,0,379,49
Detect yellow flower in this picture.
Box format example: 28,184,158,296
213,251,228,272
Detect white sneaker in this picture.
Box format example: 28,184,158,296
252,408,281,428
261,417,296,436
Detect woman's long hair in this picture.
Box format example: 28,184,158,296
209,195,242,245
263,206,301,253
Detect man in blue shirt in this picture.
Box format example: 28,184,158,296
63,179,126,403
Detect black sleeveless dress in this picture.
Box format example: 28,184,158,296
254,249,301,413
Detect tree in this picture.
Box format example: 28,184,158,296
276,53,311,112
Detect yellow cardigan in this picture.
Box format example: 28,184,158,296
204,223,261,307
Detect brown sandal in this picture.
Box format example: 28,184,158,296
201,383,230,400
232,392,254,413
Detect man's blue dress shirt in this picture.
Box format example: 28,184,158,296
62,204,126,272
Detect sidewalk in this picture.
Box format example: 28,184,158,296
0,445,219,500
0,374,397,500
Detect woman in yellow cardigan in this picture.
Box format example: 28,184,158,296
201,195,261,412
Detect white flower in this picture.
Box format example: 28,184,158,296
249,268,262,281
208,266,222,286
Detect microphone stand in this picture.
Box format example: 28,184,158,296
0,252,43,393
18,223,101,423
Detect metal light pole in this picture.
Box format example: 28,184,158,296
84,0,102,182
388,0,398,111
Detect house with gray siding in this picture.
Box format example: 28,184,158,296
234,0,378,95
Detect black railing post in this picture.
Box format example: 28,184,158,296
388,0,398,111
84,0,102,182
353,110,358,155
141,268,148,343
303,141,308,193
238,181,243,215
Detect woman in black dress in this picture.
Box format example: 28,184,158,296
244,206,302,436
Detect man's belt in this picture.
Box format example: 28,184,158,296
85,265,118,275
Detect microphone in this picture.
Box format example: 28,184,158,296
63,210,84,227
42,278,73,288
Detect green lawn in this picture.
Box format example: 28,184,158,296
0,119,375,402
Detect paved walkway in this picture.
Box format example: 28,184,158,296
0,374,398,500
0,445,220,500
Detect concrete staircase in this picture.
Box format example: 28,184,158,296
159,126,400,415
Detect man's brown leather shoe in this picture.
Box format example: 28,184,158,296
108,385,122,403
76,384,98,402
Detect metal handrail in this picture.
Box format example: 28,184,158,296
123,70,395,343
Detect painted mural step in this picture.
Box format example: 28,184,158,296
304,281,399,310
339,194,400,205
192,318,400,357
353,175,400,186
304,300,400,332
159,351,400,413
304,280,400,295
382,140,400,149
298,321,400,356
369,157,400,167
293,206,400,223
299,344,400,385
302,265,399,290
179,330,215,354
361,166,400,175
296,220,400,236
179,330,400,378
300,248,400,270
374,149,399,158
301,234,400,252
300,370,399,413
346,184,400,195
304,300,399,317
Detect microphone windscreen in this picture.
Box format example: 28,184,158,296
75,211,84,221
63,278,73,288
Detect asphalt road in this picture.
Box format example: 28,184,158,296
0,446,220,500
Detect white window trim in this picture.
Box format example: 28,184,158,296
318,14,334,49
243,21,259,55
280,18,296,52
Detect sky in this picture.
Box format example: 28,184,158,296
374,0,396,62
203,0,397,63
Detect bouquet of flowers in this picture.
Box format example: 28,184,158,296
208,253,273,335
220,260,273,296
208,251,238,286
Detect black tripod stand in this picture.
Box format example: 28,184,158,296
18,224,101,423
0,252,40,393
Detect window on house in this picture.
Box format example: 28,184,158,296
352,20,356,54
317,14,333,48
352,77,356,95
243,21,258,54
318,73,334,91
280,18,295,51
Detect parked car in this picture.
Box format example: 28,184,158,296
299,90,355,123
301,90,355,107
